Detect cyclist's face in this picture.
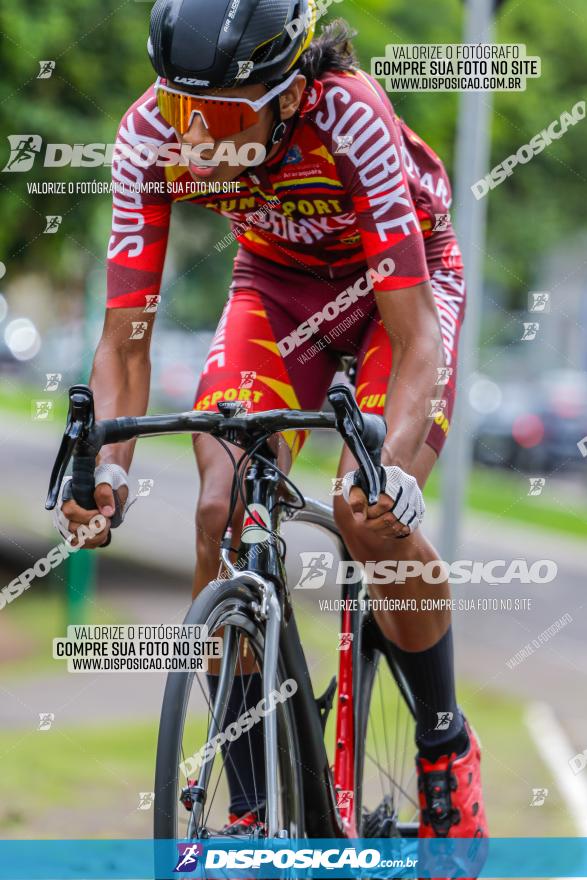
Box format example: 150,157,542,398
179,77,306,184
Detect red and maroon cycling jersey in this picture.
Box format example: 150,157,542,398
106,68,454,309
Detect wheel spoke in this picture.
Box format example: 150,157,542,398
359,644,419,832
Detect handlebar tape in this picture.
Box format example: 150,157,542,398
71,452,97,511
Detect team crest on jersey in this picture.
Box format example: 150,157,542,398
283,145,303,166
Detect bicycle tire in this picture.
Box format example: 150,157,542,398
154,576,304,847
354,613,419,838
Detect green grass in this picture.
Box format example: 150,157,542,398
458,684,574,837
0,590,574,838
296,598,575,837
0,382,68,424
0,718,159,837
294,435,587,539
425,465,587,539
0,592,122,679
0,677,573,838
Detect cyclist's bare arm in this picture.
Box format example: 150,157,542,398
91,306,155,470
375,281,445,473
347,281,444,534
62,306,155,548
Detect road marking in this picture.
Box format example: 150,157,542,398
525,701,587,835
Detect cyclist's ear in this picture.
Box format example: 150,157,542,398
279,75,306,119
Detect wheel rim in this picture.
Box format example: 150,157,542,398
357,647,419,835
156,594,303,840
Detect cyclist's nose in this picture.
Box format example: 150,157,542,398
182,114,216,153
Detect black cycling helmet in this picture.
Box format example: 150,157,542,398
148,0,316,91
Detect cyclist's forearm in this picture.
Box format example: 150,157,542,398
90,341,151,473
381,332,444,473
374,283,445,473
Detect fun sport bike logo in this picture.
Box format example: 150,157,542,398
173,842,203,872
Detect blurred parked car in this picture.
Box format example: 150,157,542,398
473,370,587,473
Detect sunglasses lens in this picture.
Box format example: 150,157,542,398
156,89,260,138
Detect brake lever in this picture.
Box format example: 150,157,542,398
45,385,97,510
327,384,382,505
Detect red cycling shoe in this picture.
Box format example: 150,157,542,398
416,721,488,878
223,809,266,836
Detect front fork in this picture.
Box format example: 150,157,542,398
199,454,285,838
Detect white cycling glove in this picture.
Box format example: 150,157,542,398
341,464,425,533
52,463,134,542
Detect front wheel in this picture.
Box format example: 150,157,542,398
154,577,304,847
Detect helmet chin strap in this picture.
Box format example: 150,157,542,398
238,95,287,176
265,94,287,154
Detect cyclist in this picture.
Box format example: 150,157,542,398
54,0,487,849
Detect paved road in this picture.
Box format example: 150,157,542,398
1,411,585,757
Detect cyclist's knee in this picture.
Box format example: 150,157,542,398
196,491,231,553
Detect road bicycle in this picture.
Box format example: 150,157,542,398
46,383,419,851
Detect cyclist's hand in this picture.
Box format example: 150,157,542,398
53,464,132,549
341,465,425,538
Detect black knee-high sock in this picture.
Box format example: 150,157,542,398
387,627,468,761
206,672,266,818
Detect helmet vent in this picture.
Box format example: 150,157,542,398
149,0,169,74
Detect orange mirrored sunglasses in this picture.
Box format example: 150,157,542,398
154,71,298,139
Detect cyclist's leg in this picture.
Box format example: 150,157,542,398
192,289,302,595
333,249,467,755
192,263,346,594
191,281,338,822
334,243,486,839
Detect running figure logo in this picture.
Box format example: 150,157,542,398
38,712,55,731
429,398,447,418
521,322,539,341
37,61,56,79
293,552,334,589
334,134,354,154
433,213,451,232
330,477,344,496
235,61,254,81
174,843,203,872
528,292,550,313
44,215,62,234
529,788,548,806
335,790,354,809
337,633,354,651
137,478,154,497
435,711,454,731
436,366,453,385
143,294,161,313
130,321,148,340
3,135,42,172
45,373,62,391
137,791,154,810
528,477,545,497
240,370,256,389
33,401,54,421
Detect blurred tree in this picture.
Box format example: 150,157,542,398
0,0,585,324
